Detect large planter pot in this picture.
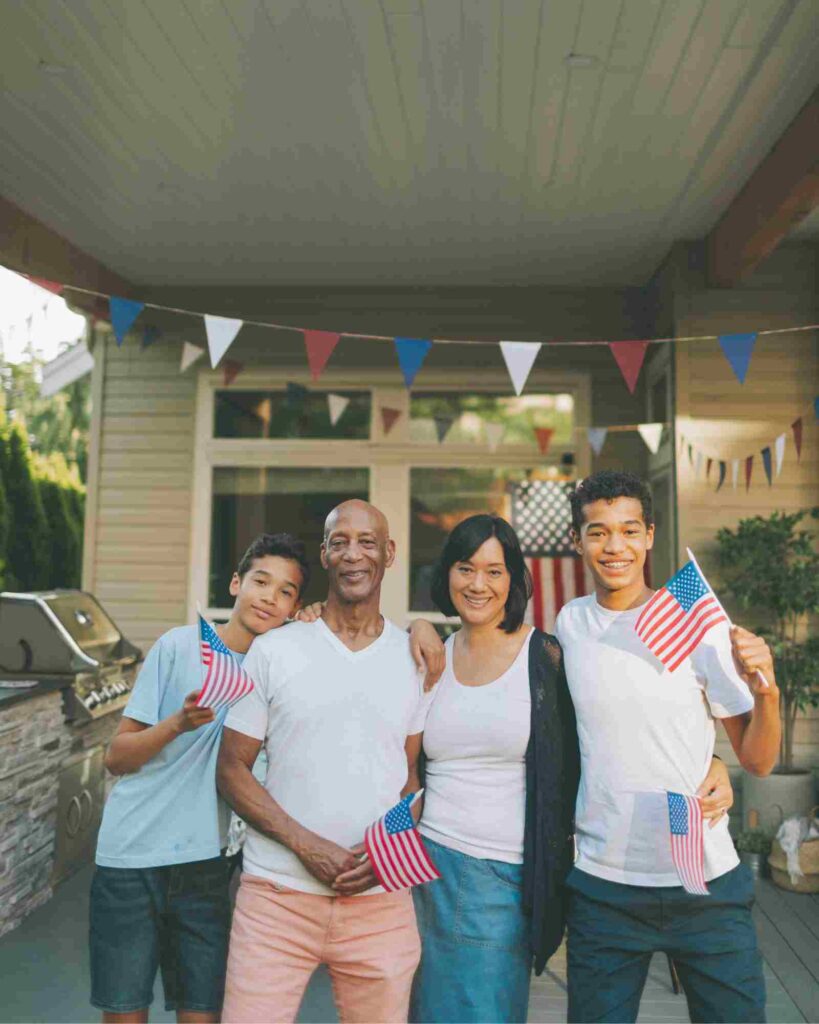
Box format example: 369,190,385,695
742,770,816,834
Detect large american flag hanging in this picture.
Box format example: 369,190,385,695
667,792,709,895
524,557,593,632
364,793,441,892
635,560,726,673
196,614,254,710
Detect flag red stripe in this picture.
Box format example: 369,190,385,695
652,597,719,658
552,558,564,616
639,601,686,648
366,823,400,891
530,559,544,632
395,829,427,885
666,614,726,673
660,603,724,665
412,832,440,878
636,589,676,636
374,820,412,890
573,558,586,598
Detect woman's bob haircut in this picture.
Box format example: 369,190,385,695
430,514,533,633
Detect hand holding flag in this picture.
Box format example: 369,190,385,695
729,625,777,695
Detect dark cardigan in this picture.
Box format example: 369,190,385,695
522,629,580,974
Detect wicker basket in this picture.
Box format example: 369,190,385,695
767,806,819,893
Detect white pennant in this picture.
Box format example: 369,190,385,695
485,422,505,452
204,314,243,368
327,393,350,426
499,341,541,396
637,423,663,454
180,341,204,373
731,459,739,490
694,450,703,479
774,433,786,477
587,427,608,455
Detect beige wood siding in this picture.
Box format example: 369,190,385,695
675,297,819,771
83,334,196,653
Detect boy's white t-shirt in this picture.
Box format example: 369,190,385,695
554,595,754,886
225,618,433,895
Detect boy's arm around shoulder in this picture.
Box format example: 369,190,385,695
105,631,213,775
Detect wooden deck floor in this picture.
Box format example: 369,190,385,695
0,870,816,1023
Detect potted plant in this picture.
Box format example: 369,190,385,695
714,508,819,832
734,829,772,880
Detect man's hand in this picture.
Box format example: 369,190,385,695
730,626,778,697
696,756,734,829
409,619,445,692
296,835,359,888
332,843,379,896
174,690,215,733
294,602,324,623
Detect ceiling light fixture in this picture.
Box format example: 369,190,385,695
564,53,599,69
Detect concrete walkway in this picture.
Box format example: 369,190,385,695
0,865,810,1023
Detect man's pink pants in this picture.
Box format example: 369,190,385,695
222,874,421,1023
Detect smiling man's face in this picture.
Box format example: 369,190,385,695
321,500,394,605
573,496,654,595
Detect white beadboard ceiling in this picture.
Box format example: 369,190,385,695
1,0,818,288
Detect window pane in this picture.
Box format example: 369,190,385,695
409,467,532,612
409,392,574,446
209,467,368,606
214,390,371,439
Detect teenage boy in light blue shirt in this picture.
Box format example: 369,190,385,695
89,533,310,1024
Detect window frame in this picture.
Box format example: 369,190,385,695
189,366,590,624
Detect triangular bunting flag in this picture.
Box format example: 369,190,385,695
774,433,786,476
637,423,663,454
792,418,803,460
587,427,608,455
394,338,432,389
499,341,541,396
109,297,145,346
716,461,726,492
694,450,703,479
718,333,757,384
327,393,350,426
745,454,754,491
380,407,401,435
286,382,309,409
180,341,205,373
761,446,773,486
731,460,739,490
705,457,713,481
222,360,243,386
141,325,160,350
534,427,554,455
485,422,505,452
204,314,243,368
609,340,649,394
27,276,64,295
434,416,454,443
304,330,340,382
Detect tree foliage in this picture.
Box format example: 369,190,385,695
715,509,819,771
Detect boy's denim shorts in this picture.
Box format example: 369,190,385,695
89,856,230,1014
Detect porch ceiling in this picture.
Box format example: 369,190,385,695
1,0,819,289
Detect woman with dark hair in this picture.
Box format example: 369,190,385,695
409,513,580,1023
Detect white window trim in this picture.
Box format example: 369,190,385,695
188,366,590,625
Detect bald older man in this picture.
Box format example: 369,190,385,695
217,501,438,1024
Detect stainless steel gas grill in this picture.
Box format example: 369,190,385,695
0,590,142,721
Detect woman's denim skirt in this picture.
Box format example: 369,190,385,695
410,836,532,1023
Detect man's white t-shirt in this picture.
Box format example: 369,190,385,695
554,595,754,887
225,618,432,896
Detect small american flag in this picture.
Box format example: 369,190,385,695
667,792,709,895
364,792,441,892
635,560,726,673
196,614,254,710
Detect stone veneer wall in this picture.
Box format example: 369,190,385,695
0,691,64,937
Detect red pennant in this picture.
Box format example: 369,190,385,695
380,407,401,435
609,340,650,394
27,275,64,295
745,454,754,491
534,427,554,455
222,360,243,386
705,458,713,481
791,417,803,460
303,330,340,382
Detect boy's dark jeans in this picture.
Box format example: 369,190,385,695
566,864,766,1023
90,855,230,1014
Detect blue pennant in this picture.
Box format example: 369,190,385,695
394,337,432,389
109,297,145,347
718,333,757,385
